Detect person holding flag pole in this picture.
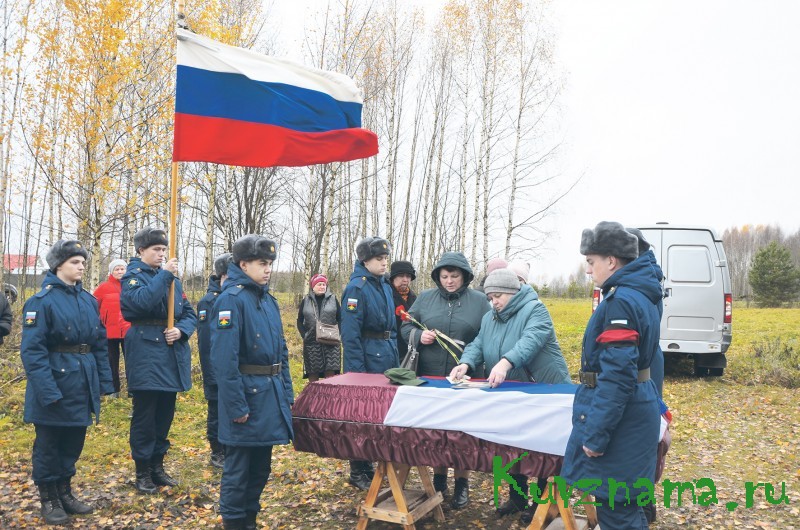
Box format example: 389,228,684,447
172,0,378,524
120,227,197,493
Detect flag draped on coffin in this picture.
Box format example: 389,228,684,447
173,28,378,167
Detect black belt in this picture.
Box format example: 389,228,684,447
239,363,282,376
362,330,391,340
579,368,651,388
55,344,91,354
130,319,168,327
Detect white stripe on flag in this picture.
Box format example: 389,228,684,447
384,386,575,457
177,29,362,103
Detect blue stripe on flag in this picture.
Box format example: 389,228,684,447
419,377,578,395
176,65,363,132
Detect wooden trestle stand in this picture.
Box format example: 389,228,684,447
356,461,445,530
526,478,599,530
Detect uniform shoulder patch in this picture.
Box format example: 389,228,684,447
128,278,139,286
218,310,232,328
199,309,207,322
346,298,359,312
24,311,37,327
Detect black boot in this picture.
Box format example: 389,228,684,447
497,474,528,516
37,482,69,525
57,477,93,514
348,461,372,491
643,502,657,523
243,511,257,530
450,477,469,509
520,508,534,526
222,517,246,529
210,440,225,469
150,453,178,487
433,473,448,495
361,461,375,480
134,460,157,494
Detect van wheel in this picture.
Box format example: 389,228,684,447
694,365,710,377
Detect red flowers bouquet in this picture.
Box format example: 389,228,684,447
395,305,463,365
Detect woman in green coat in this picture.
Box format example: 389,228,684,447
450,267,570,523
400,251,489,509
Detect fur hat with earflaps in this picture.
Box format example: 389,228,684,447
46,240,90,272
580,221,639,260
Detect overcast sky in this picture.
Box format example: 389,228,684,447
274,1,800,281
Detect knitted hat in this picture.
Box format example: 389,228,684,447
108,258,127,274
46,240,89,272
232,235,277,264
310,274,328,289
214,253,232,277
356,237,391,262
483,268,522,295
133,227,168,253
580,221,639,260
508,260,531,283
486,258,508,275
390,260,416,280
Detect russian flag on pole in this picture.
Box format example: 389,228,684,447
173,29,378,167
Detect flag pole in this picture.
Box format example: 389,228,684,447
167,0,186,336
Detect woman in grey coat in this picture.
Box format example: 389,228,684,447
401,251,489,509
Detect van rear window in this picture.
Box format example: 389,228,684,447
668,246,712,283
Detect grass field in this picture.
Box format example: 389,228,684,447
0,298,798,529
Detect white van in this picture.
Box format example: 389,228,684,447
592,223,733,376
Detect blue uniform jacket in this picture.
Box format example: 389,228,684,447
120,257,197,392
340,261,399,374
638,249,665,397
197,275,222,400
21,272,114,426
210,264,294,447
561,256,662,502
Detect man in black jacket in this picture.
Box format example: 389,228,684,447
388,260,417,357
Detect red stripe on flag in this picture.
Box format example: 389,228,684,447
173,113,378,167
596,328,639,344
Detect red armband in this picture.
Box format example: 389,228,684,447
596,328,639,345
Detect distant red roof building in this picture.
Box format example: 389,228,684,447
3,254,45,274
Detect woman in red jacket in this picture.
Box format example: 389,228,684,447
93,259,130,397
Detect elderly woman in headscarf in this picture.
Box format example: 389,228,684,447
450,268,570,522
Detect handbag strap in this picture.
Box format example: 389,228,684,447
408,328,418,353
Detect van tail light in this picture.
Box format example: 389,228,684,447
592,288,601,312
724,293,732,323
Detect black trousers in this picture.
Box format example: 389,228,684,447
220,445,273,519
108,338,125,393
206,398,219,443
32,424,87,484
130,390,176,462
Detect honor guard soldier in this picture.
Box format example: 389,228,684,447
561,222,662,529
197,253,232,469
20,240,114,525
340,236,399,490
121,227,198,494
210,235,294,530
